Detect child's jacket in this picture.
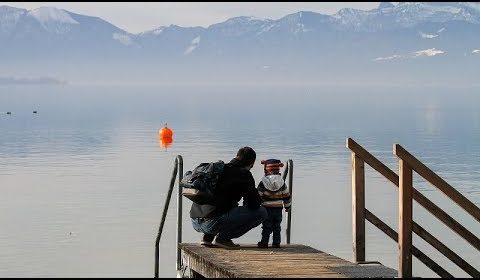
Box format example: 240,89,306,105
257,174,291,210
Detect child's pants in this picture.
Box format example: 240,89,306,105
260,207,283,245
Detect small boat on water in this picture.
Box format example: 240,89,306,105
6,112,11,115
33,111,37,114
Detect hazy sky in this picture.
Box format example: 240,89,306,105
2,2,380,33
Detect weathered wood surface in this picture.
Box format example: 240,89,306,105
180,243,397,278
352,153,365,263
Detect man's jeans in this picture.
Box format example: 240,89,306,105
192,206,267,241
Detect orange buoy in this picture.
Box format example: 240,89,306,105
159,123,173,139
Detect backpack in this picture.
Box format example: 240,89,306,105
180,160,225,205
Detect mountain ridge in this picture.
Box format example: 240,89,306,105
1,2,479,85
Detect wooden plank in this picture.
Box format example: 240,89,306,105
394,144,480,222
412,222,480,277
365,209,453,278
352,152,365,262
399,159,413,278
346,138,480,251
180,243,397,278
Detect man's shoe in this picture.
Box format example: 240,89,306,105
257,241,268,248
271,243,281,248
213,238,240,249
200,234,215,247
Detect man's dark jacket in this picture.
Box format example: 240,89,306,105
190,158,262,218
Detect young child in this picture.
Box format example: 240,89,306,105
257,159,291,248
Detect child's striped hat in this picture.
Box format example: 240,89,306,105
261,159,284,174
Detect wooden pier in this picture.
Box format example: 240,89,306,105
180,243,397,278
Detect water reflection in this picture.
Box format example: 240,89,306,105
159,135,173,151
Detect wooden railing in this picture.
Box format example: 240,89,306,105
347,138,480,278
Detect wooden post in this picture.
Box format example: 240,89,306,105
352,152,365,263
399,158,413,278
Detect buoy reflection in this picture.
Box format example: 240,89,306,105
159,136,173,151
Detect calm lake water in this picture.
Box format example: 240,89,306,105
0,85,479,277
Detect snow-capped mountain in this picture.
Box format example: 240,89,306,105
0,6,25,32
1,2,479,85
27,6,79,34
0,6,132,50
331,2,480,32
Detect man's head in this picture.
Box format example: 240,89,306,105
235,146,256,170
261,159,284,175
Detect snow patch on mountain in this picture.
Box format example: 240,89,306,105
153,27,165,35
112,33,133,46
373,54,403,61
184,36,200,55
414,48,445,57
256,23,275,35
28,7,78,25
26,7,79,34
374,48,446,62
420,32,438,39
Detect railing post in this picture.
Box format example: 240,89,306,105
286,160,293,244
352,152,365,263
176,155,183,277
155,156,180,278
399,157,413,278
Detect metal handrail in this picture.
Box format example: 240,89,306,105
154,155,183,278
283,159,294,244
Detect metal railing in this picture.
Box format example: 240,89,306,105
154,156,294,277
283,159,294,244
154,155,183,278
347,138,480,278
